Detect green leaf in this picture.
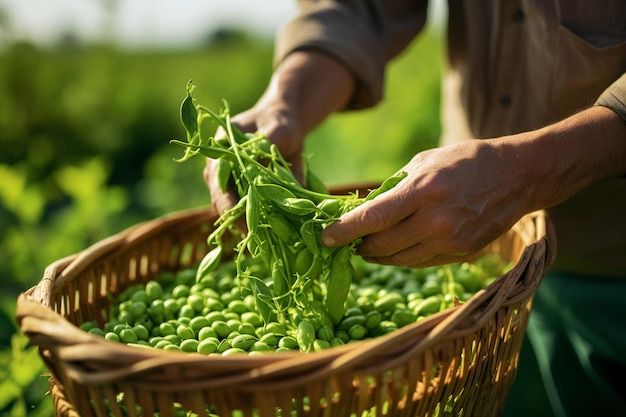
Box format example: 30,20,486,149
180,83,198,138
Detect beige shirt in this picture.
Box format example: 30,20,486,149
276,0,626,277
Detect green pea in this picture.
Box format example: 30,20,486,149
278,335,298,350
132,324,149,341
238,322,257,336
197,338,219,354
240,312,263,328
164,344,181,352
145,280,163,302
334,330,350,344
391,309,417,328
88,327,105,337
250,341,272,353
313,339,331,351
189,317,210,334
364,310,382,330
176,324,195,340
206,311,227,324
316,325,334,342
374,292,405,314
264,322,286,336
155,340,171,349
119,328,138,344
338,315,366,332
130,290,148,304
211,321,231,339
180,339,200,353
348,324,368,341
228,300,249,315
231,334,257,351
421,279,442,297
187,294,205,312
164,299,179,315
198,326,218,341
414,295,442,316
79,320,97,332
217,339,232,354
164,334,182,345
259,332,279,347
149,336,165,346
172,284,190,299
330,337,345,347
148,300,165,320
222,348,246,356
159,322,176,337
105,332,121,342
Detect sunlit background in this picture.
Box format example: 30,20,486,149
0,1,444,415
0,0,298,49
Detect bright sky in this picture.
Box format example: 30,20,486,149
0,0,445,49
0,0,299,48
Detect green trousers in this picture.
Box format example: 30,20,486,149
501,271,626,417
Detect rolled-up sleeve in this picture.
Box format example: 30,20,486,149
595,73,626,123
275,0,429,109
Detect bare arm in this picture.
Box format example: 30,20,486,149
320,105,626,266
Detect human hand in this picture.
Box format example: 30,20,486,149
202,103,305,219
203,50,355,215
320,139,531,267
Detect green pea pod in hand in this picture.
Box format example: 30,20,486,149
365,170,408,201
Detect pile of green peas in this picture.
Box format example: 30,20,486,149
80,253,511,355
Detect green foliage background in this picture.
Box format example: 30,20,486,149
0,26,442,416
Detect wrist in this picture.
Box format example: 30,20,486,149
263,50,355,136
498,106,626,211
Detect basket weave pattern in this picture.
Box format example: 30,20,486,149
17,206,555,417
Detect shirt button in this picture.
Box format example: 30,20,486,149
512,8,525,23
500,94,512,107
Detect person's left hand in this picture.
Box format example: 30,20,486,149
320,138,531,267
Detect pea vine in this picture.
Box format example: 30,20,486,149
171,81,406,327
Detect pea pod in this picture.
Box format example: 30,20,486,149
324,245,354,324
296,319,316,353
365,171,407,201
196,246,222,283
265,213,298,244
180,85,198,138
245,184,260,235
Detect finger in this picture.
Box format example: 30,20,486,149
320,185,416,247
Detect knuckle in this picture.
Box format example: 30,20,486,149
358,203,389,232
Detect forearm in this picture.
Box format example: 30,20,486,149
257,49,355,137
500,105,626,213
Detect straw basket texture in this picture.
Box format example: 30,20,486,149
16,185,555,417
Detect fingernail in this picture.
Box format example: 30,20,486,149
321,234,336,247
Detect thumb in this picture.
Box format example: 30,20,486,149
320,201,383,248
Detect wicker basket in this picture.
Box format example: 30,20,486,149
16,185,555,417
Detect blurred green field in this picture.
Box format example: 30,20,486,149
0,26,442,416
